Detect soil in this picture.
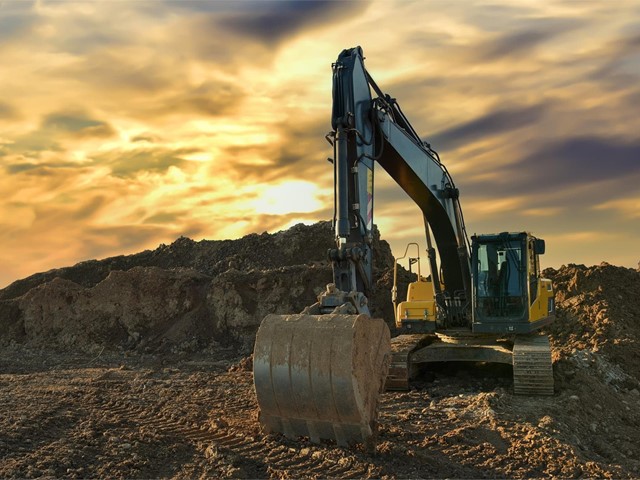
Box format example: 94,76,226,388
1,224,639,479
0,222,399,354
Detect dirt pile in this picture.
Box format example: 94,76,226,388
545,263,640,373
544,263,640,387
0,222,402,354
525,263,640,477
0,222,339,300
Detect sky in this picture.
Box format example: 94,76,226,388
1,0,639,288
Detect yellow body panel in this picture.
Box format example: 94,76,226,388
407,279,434,301
396,279,437,328
529,278,554,322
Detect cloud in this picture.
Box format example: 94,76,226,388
0,1,37,44
438,133,640,207
60,51,175,96
512,136,640,191
0,101,18,119
454,3,538,32
2,0,640,287
5,161,79,175
5,133,63,157
73,195,109,221
428,104,547,151
479,30,555,62
209,0,370,45
587,31,640,89
219,116,332,183
473,19,584,62
42,111,116,138
131,134,160,143
168,0,372,71
522,207,565,217
224,210,334,240
143,211,184,225
544,230,618,244
156,80,245,118
82,224,185,255
52,21,128,56
56,50,246,123
1,110,116,161
92,147,200,178
593,196,640,219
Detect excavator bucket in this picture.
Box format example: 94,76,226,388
253,313,390,447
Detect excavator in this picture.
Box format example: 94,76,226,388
253,46,555,448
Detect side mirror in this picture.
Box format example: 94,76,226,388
534,239,546,255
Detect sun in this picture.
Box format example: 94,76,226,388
254,181,325,215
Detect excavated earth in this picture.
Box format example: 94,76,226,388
1,222,639,479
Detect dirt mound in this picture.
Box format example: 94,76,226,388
515,263,640,477
0,222,338,301
0,222,402,354
544,263,640,385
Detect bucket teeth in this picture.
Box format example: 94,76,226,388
253,313,391,446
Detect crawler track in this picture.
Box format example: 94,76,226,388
386,334,432,390
512,335,554,396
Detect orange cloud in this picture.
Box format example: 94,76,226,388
0,0,639,288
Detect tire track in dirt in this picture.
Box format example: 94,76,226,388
99,379,374,479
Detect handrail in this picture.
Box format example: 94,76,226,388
392,242,421,322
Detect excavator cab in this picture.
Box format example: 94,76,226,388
471,232,554,334
387,233,555,395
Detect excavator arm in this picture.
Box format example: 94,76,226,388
328,46,376,299
330,46,471,313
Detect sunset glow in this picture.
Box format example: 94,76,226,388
1,0,639,287
253,181,327,216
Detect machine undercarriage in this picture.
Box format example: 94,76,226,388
387,332,553,396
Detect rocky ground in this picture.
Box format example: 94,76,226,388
1,223,639,478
